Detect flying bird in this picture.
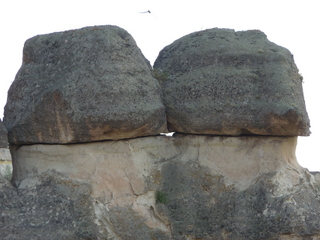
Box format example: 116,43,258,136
139,10,157,19
140,10,151,14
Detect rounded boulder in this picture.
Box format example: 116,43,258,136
154,28,310,136
4,25,167,144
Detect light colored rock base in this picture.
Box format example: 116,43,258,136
0,148,12,180
0,148,11,161
9,134,320,239
11,135,304,192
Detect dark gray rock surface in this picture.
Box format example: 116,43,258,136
0,120,8,148
4,25,166,144
0,172,170,240
154,28,310,136
3,170,320,240
0,173,101,240
160,161,320,239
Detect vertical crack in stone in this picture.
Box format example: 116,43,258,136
124,168,138,196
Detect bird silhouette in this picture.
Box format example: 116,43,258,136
140,10,151,14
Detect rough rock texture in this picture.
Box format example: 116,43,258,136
5,134,320,239
0,120,8,148
153,28,310,136
0,173,102,240
0,148,11,162
1,26,316,240
4,25,166,144
311,172,320,185
0,120,11,180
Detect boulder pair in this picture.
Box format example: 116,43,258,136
2,25,317,240
4,25,310,145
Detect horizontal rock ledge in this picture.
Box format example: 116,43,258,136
10,134,302,192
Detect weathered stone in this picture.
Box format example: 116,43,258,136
0,120,11,181
154,28,310,136
0,148,11,162
4,25,166,144
311,172,320,184
0,173,101,240
0,120,8,148
1,26,317,240
6,134,320,239
0,147,12,180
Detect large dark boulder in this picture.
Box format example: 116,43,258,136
154,28,310,136
4,25,166,144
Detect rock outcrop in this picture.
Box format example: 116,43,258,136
1,26,318,240
154,28,310,136
4,25,166,144
5,135,320,239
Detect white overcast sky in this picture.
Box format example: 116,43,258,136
0,0,319,170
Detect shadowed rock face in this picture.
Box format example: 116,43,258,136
4,25,167,144
154,28,310,136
